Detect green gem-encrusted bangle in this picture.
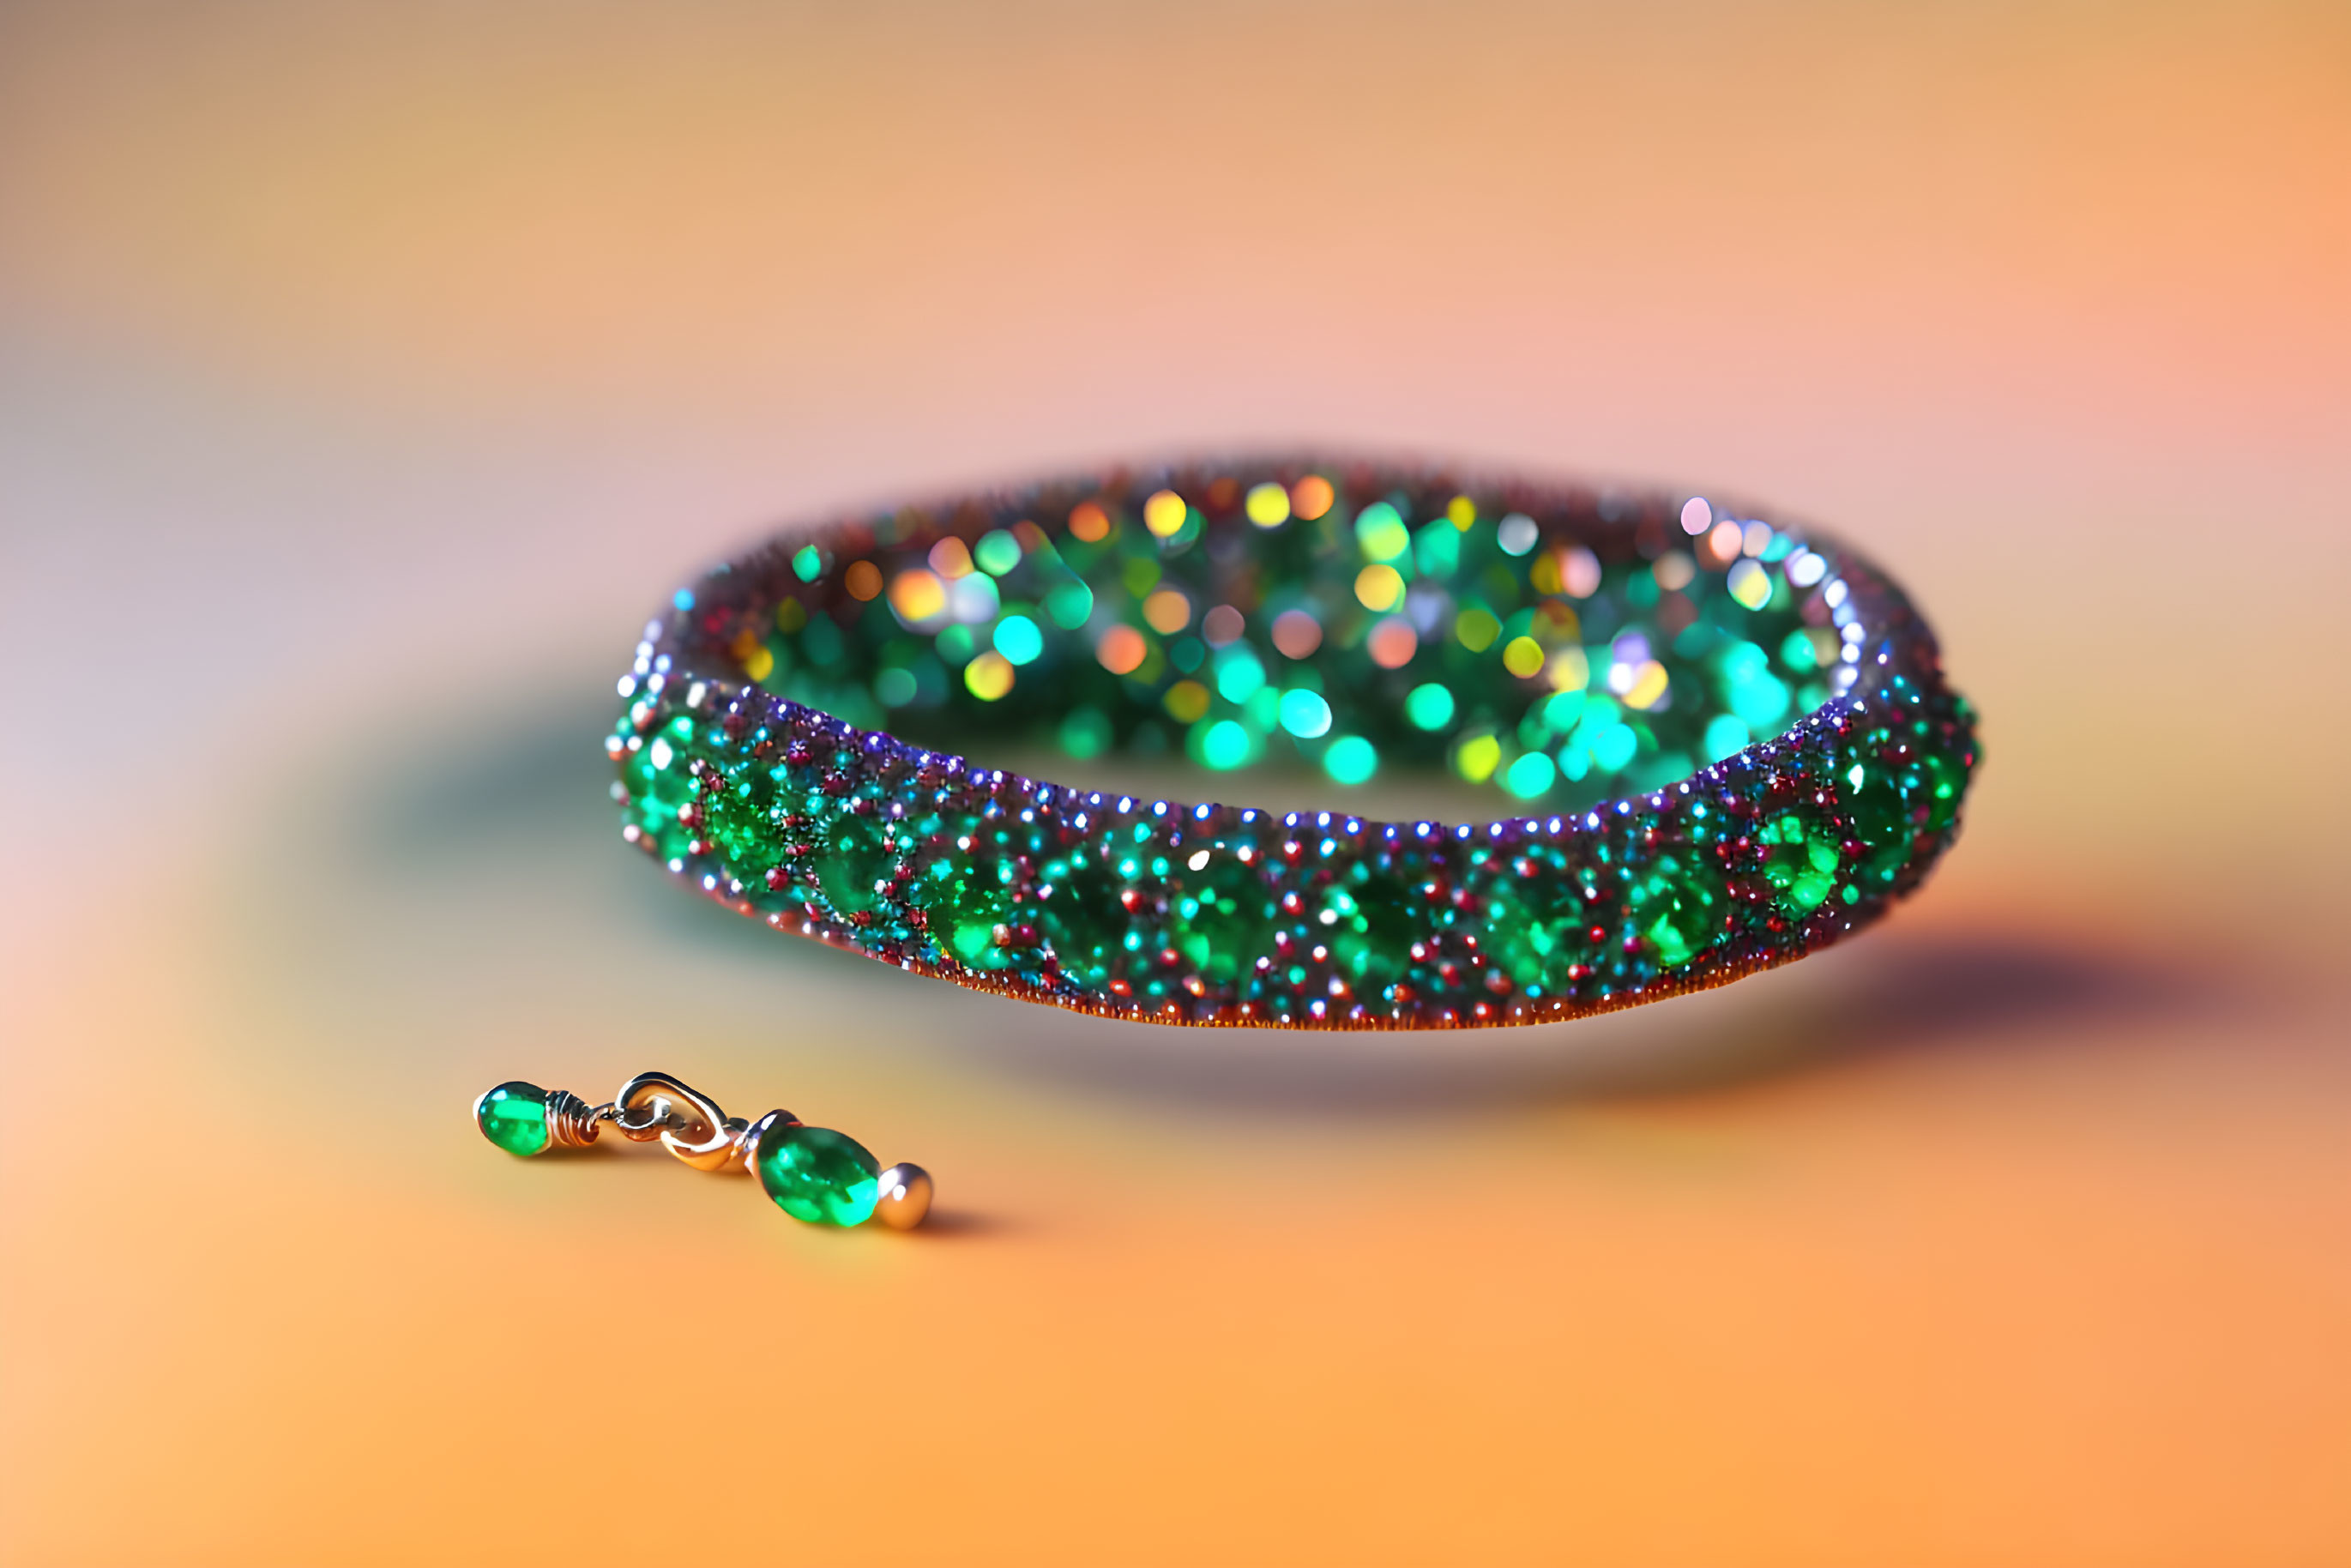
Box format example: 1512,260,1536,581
609,459,1977,1028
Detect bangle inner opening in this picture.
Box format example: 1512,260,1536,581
688,470,1839,816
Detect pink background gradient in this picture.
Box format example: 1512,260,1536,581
3,3,2347,1563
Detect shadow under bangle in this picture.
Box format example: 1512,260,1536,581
610,459,1977,1029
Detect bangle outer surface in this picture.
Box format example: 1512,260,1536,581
611,461,1977,1030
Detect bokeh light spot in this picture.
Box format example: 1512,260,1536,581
1215,648,1266,702
1454,606,1501,652
1405,683,1456,730
1354,503,1411,563
1354,564,1406,611
1562,546,1602,598
993,614,1045,666
1143,490,1188,537
1290,474,1335,520
963,651,1015,701
1142,588,1192,634
1323,736,1378,785
949,571,1000,622
1061,707,1112,757
1546,647,1590,691
1727,558,1773,610
1271,609,1323,659
1367,616,1419,668
1045,581,1094,629
974,530,1023,576
889,569,947,624
1203,721,1251,770
1279,688,1334,739
1624,660,1670,710
1095,624,1148,674
1504,751,1558,799
1245,482,1291,527
1587,721,1637,771
928,538,974,579
1164,679,1210,724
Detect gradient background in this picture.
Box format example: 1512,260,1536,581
3,3,2348,1564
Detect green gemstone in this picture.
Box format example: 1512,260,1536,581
476,1082,552,1156
812,811,893,916
703,766,781,864
919,854,1015,968
1165,854,1272,986
1627,852,1727,968
1920,744,1968,835
1486,885,1595,990
754,1124,881,1226
1032,847,1124,969
1844,762,1918,884
1329,866,1429,991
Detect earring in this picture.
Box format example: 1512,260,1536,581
473,1070,932,1230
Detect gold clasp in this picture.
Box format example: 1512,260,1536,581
612,1070,750,1173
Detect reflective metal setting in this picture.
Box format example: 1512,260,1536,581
874,1163,934,1231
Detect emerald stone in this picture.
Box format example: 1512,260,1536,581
1483,868,1594,991
1626,852,1727,968
919,854,1014,968
476,1082,552,1156
753,1124,881,1226
812,812,893,916
1848,766,1919,885
1759,814,1841,915
1032,847,1125,970
1921,744,1967,835
702,766,781,864
1164,855,1272,985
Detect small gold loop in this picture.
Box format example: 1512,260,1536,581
614,1071,742,1171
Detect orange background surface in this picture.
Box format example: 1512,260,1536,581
3,3,2348,1564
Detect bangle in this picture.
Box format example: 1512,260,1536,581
610,460,1975,1029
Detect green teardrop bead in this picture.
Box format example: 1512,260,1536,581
476,1082,552,1156
753,1124,880,1226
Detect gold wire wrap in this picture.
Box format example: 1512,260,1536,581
544,1089,604,1149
